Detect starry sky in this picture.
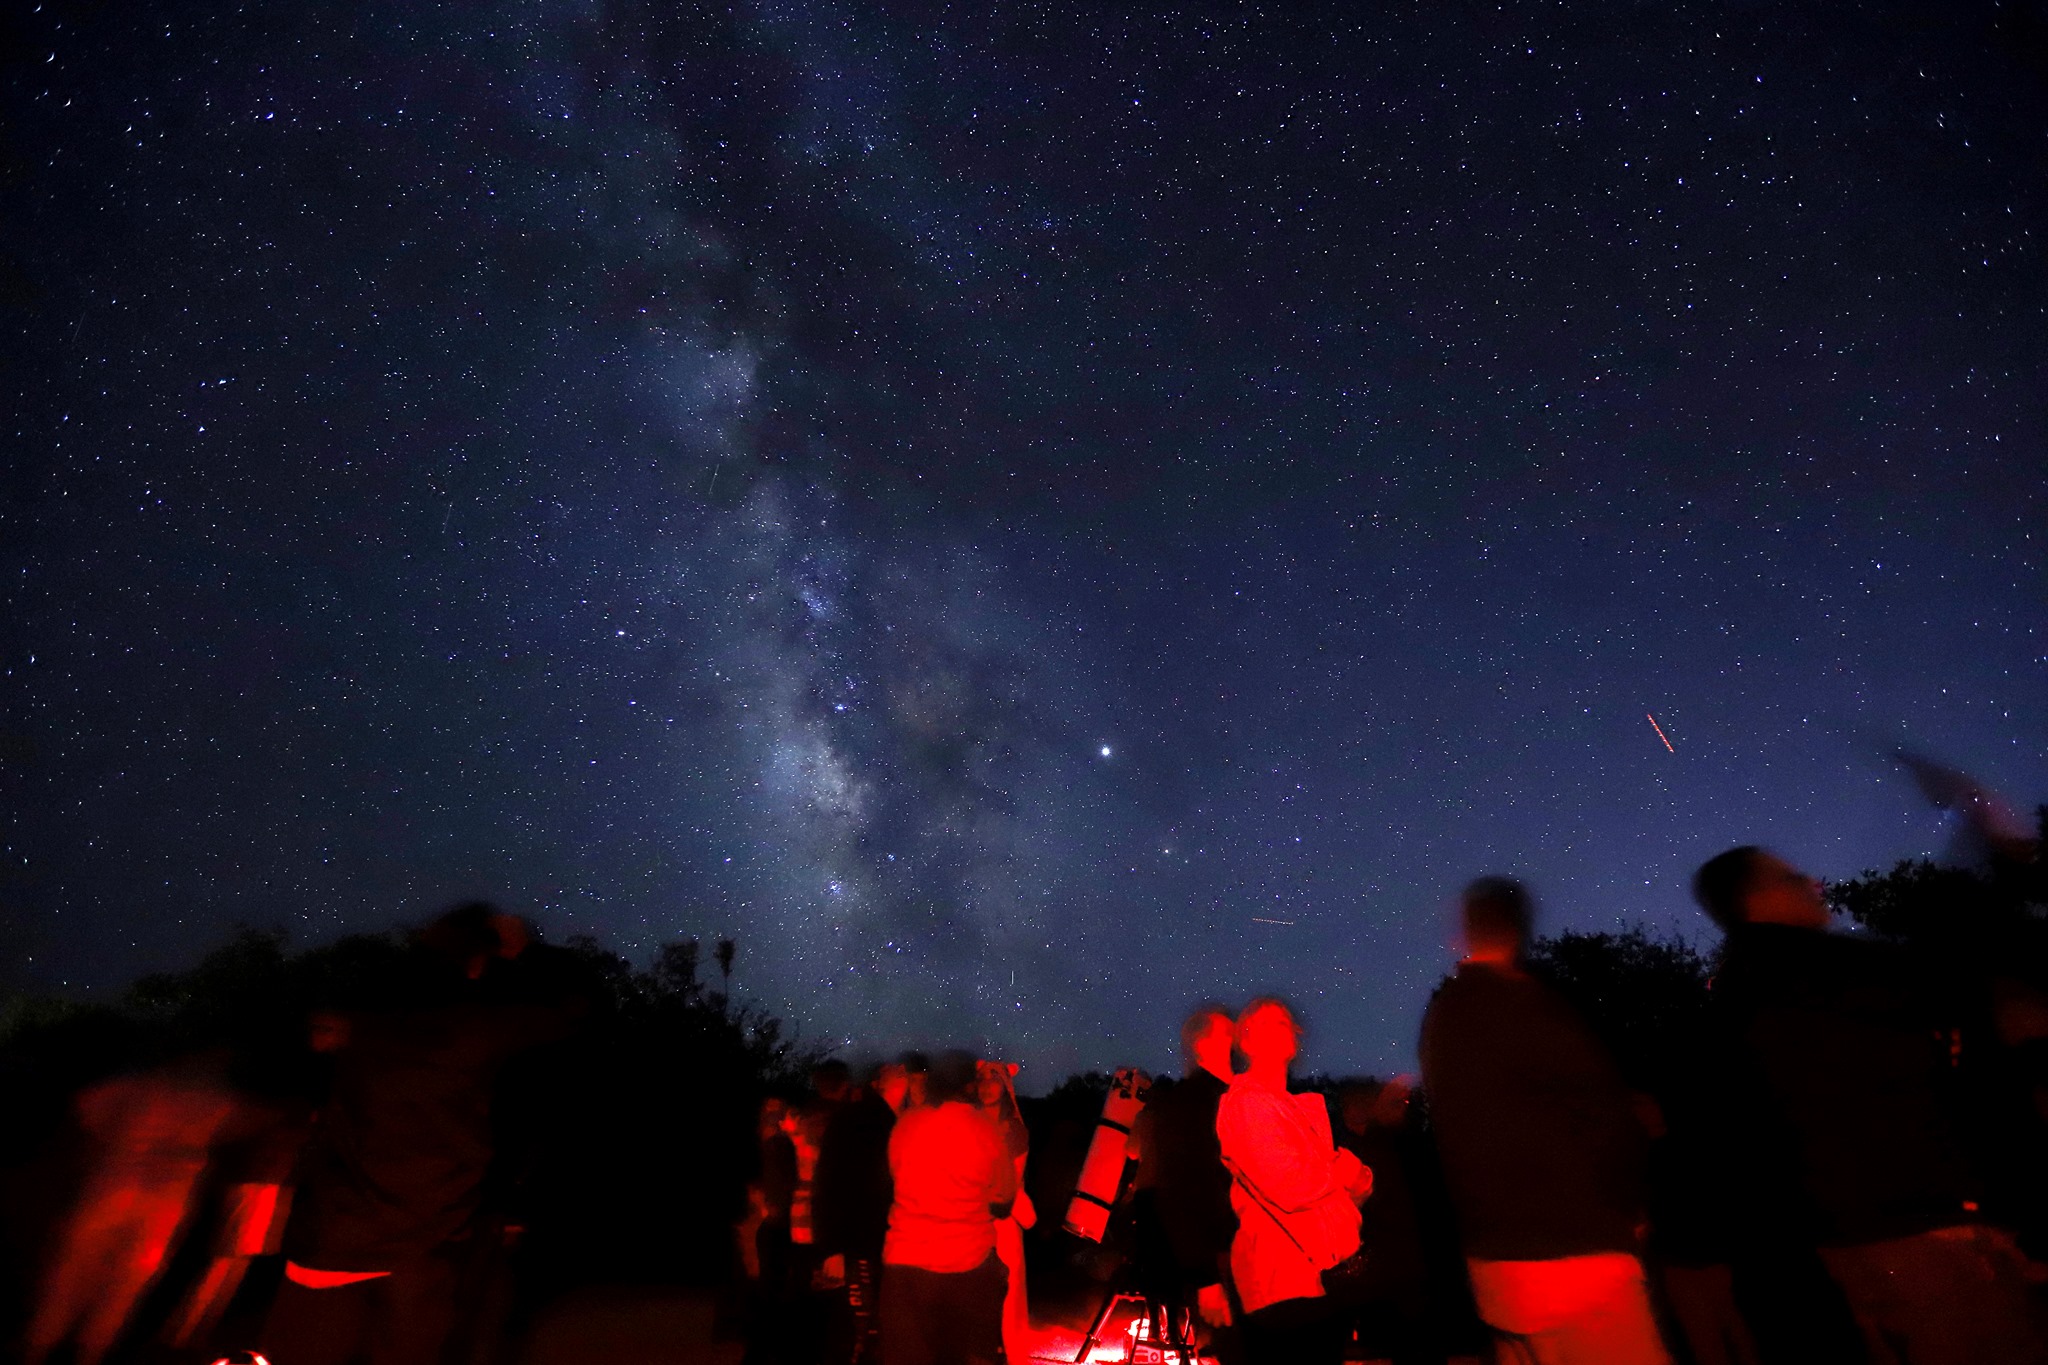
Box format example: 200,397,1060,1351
4,0,2044,1083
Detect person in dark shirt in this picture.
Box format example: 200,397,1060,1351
815,1061,908,1365
742,1096,800,1365
1695,845,2048,1365
261,903,585,1365
1130,1005,1240,1360
1419,877,1669,1365
1333,1079,1433,1365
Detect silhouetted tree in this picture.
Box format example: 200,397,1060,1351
1824,808,2048,1249
1525,924,1713,1094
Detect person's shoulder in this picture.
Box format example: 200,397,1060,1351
1220,1079,1290,1121
1287,1088,1332,1129
1426,961,1528,1014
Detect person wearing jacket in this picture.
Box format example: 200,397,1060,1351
1419,877,1669,1365
1133,1004,1240,1358
1216,998,1371,1365
261,904,585,1365
815,1062,908,1365
1695,845,2048,1365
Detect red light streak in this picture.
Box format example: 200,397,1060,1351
1646,713,1676,754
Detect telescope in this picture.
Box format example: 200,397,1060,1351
1062,1067,1150,1243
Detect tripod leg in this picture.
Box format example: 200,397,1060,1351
1074,1291,1144,1364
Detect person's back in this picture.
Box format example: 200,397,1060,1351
1417,877,1669,1365
1147,1072,1233,1266
880,1052,1016,1365
1694,846,2048,1365
1419,962,1645,1260
289,952,583,1269
815,1085,897,1262
1144,1007,1238,1322
265,907,584,1365
1714,920,1972,1243
884,1100,1014,1273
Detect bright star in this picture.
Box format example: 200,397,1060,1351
1099,744,1112,758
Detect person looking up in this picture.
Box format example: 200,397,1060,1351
880,1050,1017,1365
1216,998,1370,1365
1135,1004,1240,1356
1419,878,1669,1365
1695,845,2048,1365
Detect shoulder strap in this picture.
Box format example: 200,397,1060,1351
1219,1150,1319,1263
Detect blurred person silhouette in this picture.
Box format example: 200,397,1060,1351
1130,1004,1240,1362
741,1094,799,1365
24,1049,250,1365
258,903,585,1365
1635,1015,1771,1365
1332,1078,1436,1365
1215,998,1371,1365
777,1061,856,1364
163,1062,320,1351
973,1059,1034,1365
815,1061,909,1365
1419,877,1670,1365
1695,845,2048,1365
880,1049,1017,1365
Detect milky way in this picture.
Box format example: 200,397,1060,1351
4,0,2044,1080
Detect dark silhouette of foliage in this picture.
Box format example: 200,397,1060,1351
1827,807,2048,983
1525,924,1714,1094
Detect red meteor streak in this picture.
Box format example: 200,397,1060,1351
1646,713,1676,754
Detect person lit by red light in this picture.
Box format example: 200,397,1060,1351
974,1059,1035,1365
880,1050,1017,1365
25,1053,247,1365
1216,998,1370,1365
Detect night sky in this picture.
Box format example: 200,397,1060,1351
4,1,2044,1083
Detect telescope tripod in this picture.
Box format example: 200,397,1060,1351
1072,1286,1203,1365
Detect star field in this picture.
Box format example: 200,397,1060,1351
3,0,2044,1080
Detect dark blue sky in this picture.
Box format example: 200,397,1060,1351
4,0,2044,1083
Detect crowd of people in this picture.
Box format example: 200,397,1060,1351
11,830,2048,1365
738,843,2048,1365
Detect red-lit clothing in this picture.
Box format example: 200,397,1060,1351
1215,1078,1364,1316
883,1102,1017,1274
1465,1252,1671,1365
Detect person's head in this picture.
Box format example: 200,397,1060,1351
1336,1081,1379,1136
757,1096,789,1140
307,1010,352,1054
1371,1076,1414,1129
1180,1004,1235,1080
975,1059,1018,1109
1460,877,1533,963
1692,846,1828,932
926,1050,980,1105
871,1061,910,1113
901,1052,930,1107
1235,997,1302,1070
415,902,504,980
415,901,530,980
811,1060,853,1104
